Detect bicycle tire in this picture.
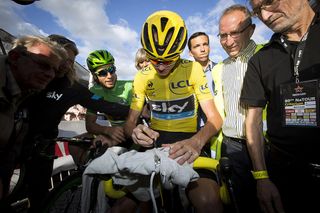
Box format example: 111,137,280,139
41,172,83,213
7,164,27,204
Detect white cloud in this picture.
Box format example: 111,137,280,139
184,0,234,62
0,1,41,36
36,0,139,80
184,0,272,63
0,0,273,80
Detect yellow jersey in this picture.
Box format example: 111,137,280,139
131,59,213,132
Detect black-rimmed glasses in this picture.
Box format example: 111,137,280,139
218,20,252,41
251,0,280,17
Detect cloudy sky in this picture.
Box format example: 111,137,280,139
1,0,273,80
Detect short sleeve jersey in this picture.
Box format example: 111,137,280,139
89,80,133,125
131,59,213,133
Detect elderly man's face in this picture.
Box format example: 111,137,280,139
250,0,305,33
219,10,253,58
13,42,60,90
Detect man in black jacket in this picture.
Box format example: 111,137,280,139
24,34,129,212
241,0,320,212
0,35,64,204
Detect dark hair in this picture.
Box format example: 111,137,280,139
48,34,79,56
187,32,209,50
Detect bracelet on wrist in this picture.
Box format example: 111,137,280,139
251,170,269,180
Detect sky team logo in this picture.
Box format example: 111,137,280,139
150,95,195,120
46,91,63,100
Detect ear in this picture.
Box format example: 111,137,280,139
189,51,194,58
92,74,99,82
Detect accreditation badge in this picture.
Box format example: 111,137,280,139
280,79,320,127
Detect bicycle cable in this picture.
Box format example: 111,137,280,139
149,171,158,213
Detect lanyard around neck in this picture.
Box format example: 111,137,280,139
279,18,315,83
280,32,308,83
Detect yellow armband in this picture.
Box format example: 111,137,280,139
251,170,269,180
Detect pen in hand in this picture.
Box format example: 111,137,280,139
141,117,157,148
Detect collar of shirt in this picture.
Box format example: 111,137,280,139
224,40,257,63
204,60,216,73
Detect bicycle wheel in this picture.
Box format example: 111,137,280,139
41,172,82,213
10,164,25,193
7,164,28,207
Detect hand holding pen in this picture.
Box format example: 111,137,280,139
131,117,159,148
141,118,157,148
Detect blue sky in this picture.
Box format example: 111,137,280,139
1,0,272,80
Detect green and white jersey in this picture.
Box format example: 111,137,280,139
88,80,133,126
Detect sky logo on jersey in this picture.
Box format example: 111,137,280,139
150,95,195,120
169,80,192,95
46,91,63,100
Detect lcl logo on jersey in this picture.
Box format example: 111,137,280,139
171,80,191,89
141,66,152,75
169,80,192,95
199,83,210,94
180,59,191,64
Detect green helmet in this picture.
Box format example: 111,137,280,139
86,50,115,72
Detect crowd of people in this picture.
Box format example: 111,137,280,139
0,0,320,212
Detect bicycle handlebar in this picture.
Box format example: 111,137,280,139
55,137,107,166
193,157,219,172
55,137,93,144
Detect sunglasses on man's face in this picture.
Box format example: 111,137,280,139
149,58,176,66
50,36,76,46
95,66,116,77
21,51,58,72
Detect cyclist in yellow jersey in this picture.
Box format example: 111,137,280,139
124,10,223,213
